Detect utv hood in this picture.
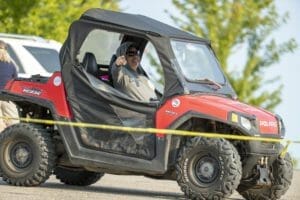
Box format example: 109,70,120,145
188,95,280,135
157,94,281,136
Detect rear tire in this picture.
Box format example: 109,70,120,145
0,123,56,186
54,166,104,186
176,137,242,200
237,152,293,200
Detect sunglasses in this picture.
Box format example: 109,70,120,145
126,50,140,57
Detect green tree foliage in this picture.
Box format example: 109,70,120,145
0,0,120,42
169,0,297,110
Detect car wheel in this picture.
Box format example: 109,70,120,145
237,151,293,200
0,123,56,186
176,137,242,200
54,166,104,186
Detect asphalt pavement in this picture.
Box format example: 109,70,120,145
0,170,299,200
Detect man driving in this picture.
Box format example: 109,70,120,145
111,42,157,102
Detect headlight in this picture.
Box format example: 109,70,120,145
240,116,252,131
229,112,256,132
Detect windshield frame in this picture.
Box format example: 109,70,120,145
170,39,227,85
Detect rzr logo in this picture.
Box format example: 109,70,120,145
22,88,42,96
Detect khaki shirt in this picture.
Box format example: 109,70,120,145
112,64,157,102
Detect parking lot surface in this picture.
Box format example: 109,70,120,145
0,170,299,200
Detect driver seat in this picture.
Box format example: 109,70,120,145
82,52,98,77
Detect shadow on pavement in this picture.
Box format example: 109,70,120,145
44,182,185,200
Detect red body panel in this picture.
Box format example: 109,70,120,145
5,73,278,136
156,94,278,135
5,72,72,118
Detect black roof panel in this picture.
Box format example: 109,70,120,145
81,9,208,42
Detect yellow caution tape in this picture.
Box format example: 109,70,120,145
280,140,291,159
1,116,299,158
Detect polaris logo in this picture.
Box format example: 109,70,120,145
260,121,277,128
22,88,42,96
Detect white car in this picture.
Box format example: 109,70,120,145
0,33,61,78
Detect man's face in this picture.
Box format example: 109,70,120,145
126,47,140,71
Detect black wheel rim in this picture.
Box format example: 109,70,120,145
10,142,33,169
194,155,220,185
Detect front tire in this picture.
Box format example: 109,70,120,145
238,152,293,200
176,137,242,200
54,166,104,186
0,123,56,186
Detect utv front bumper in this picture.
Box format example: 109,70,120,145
238,140,283,185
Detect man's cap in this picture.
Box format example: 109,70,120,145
116,42,138,57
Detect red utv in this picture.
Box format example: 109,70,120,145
0,9,293,200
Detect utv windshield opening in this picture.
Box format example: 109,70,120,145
171,40,225,85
